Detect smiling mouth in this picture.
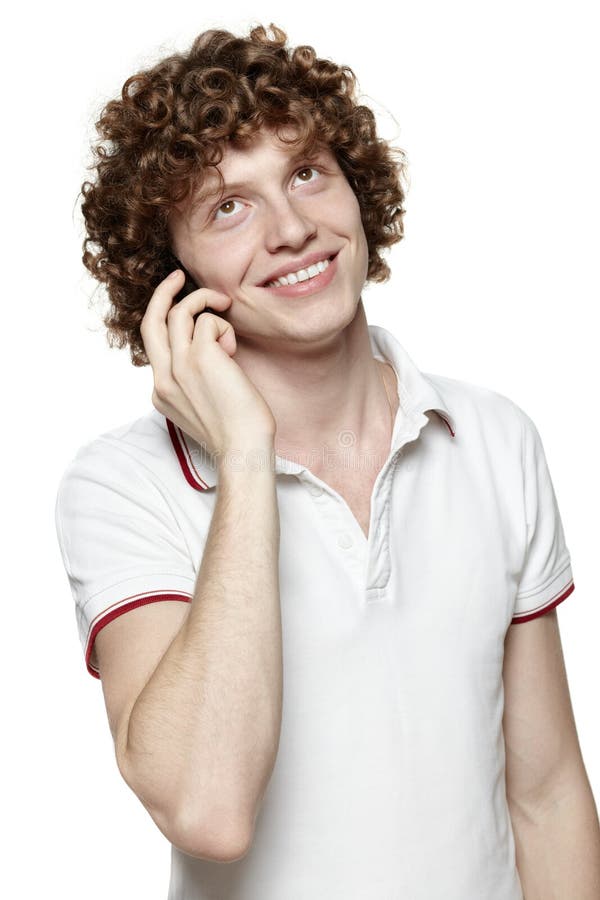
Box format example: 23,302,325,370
260,251,340,299
261,253,337,289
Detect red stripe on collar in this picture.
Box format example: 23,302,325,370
435,412,456,437
166,417,211,491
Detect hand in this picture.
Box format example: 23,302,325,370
140,270,277,463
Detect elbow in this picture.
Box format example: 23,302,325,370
170,804,254,862
116,748,254,862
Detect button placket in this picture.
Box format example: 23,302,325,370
300,474,366,574
363,457,398,601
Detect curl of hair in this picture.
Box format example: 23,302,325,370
80,22,409,366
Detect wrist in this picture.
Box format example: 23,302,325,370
216,442,276,478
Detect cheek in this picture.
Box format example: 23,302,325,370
354,218,370,283
188,253,243,293
338,190,367,244
352,200,369,256
215,239,255,281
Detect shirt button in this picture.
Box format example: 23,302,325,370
337,533,354,549
307,484,323,497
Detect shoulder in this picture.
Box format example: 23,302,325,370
424,371,533,447
56,407,174,497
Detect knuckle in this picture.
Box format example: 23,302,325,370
153,377,174,402
151,388,164,412
170,360,188,383
193,311,215,332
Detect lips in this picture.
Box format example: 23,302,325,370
259,250,338,287
260,249,339,298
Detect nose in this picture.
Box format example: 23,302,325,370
263,194,317,252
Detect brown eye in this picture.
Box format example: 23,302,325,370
296,167,315,182
213,198,243,221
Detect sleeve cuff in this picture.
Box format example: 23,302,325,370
511,558,574,624
79,573,196,678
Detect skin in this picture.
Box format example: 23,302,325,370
165,126,399,477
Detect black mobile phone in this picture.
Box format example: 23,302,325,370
172,264,217,320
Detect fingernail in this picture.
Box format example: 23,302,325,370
168,269,182,279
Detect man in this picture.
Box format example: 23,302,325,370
55,22,600,899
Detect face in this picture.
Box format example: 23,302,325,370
166,126,370,352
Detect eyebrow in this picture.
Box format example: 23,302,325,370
192,147,325,208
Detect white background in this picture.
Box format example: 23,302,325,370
4,1,598,896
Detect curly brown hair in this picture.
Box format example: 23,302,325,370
80,22,409,366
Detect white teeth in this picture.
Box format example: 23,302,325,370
266,256,331,288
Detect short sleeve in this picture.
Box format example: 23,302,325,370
512,412,575,623
55,439,196,679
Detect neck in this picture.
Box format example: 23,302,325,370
230,302,398,467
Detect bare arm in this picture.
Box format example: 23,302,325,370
118,454,282,860
503,610,600,896
115,269,283,860
509,773,600,899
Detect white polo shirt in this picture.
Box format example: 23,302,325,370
55,323,575,900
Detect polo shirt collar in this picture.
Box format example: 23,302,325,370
166,324,456,491
368,324,456,448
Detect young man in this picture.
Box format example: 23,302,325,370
55,23,600,899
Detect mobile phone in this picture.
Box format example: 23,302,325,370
172,263,217,320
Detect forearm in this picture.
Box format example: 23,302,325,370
121,452,282,850
509,773,600,899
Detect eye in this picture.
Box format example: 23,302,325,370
213,198,244,221
293,166,320,187
211,166,321,222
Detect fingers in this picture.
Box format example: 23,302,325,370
192,311,237,359
167,286,232,359
140,269,232,374
140,270,238,440
140,269,186,376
